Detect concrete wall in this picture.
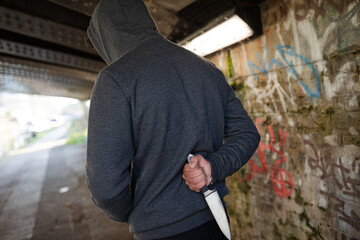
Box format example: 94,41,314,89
207,0,360,239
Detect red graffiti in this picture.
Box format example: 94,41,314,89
239,118,294,198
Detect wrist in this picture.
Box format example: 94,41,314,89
206,156,219,184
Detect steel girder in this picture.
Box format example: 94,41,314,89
0,39,105,72
0,7,96,54
0,56,96,100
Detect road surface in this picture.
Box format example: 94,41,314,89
0,124,133,240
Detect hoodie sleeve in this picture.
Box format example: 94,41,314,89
206,82,261,183
86,70,134,222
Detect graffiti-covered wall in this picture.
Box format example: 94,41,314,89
207,0,360,239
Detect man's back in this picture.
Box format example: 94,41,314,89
88,36,232,238
86,0,260,239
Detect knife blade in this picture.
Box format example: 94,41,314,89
187,154,231,239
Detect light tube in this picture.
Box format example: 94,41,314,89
182,15,253,56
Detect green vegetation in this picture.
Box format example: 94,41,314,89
299,210,324,240
273,224,282,239
296,105,314,114
25,128,53,145
230,80,245,91
66,120,87,145
325,106,335,117
295,188,305,206
237,168,246,178
227,50,234,79
237,180,252,195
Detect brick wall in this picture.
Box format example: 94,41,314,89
207,0,360,239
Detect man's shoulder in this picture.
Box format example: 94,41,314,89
102,37,222,82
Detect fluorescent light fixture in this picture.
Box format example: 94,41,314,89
182,15,253,56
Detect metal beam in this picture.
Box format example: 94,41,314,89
0,39,105,72
48,0,181,38
0,56,95,99
46,0,194,17
168,0,235,42
48,0,99,16
151,0,197,12
0,55,97,83
0,7,96,54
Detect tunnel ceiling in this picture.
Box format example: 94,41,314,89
0,0,264,100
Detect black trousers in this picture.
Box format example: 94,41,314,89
155,219,229,240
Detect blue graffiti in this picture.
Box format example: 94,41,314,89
248,45,321,99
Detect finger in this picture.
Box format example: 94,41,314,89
186,168,204,178
198,157,211,176
184,173,206,187
187,179,206,192
185,181,201,192
183,168,204,180
189,155,201,168
183,163,200,172
186,173,206,185
198,157,212,186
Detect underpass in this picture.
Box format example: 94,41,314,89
0,125,133,239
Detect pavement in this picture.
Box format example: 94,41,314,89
0,124,134,240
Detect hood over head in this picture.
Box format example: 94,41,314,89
88,0,160,65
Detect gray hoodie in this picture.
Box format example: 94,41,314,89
86,0,260,239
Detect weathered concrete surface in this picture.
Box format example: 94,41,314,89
0,126,133,240
207,0,360,239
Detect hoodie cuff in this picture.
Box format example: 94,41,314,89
206,155,221,184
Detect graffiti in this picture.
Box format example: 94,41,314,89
239,118,294,198
248,45,321,98
207,0,360,238
294,0,358,21
331,229,360,240
322,2,360,54
320,190,360,231
304,140,360,199
304,140,360,231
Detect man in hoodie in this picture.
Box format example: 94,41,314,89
86,0,260,239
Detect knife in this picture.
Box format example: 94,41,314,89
187,154,231,240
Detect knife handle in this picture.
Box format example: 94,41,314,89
186,154,194,163
187,154,210,193
201,185,209,192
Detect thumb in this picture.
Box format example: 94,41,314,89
189,156,200,168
